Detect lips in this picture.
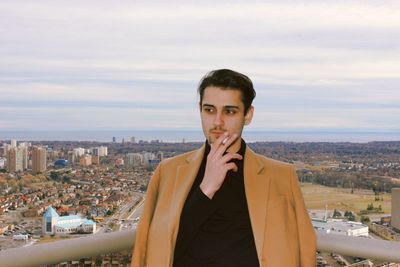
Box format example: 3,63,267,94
210,131,226,136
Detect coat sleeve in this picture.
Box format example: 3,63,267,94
130,163,162,267
290,166,316,267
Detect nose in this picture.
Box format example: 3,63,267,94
214,111,224,127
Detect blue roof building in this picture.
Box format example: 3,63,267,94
42,206,96,235
44,206,59,218
54,159,68,168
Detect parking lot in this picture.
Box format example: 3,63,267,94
0,209,42,250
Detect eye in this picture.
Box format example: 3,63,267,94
225,109,236,115
204,107,215,113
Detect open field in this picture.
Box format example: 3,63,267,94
301,183,392,215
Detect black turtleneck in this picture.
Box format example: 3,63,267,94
173,139,260,267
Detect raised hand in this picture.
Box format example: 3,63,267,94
200,132,242,199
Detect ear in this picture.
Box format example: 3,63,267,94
244,106,254,126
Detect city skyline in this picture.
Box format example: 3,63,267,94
1,1,400,132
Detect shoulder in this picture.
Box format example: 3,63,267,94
248,149,299,197
248,147,294,172
257,153,292,168
158,147,202,170
162,149,197,164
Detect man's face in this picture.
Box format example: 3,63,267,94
200,86,253,149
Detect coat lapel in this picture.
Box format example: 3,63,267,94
169,144,205,247
244,147,270,262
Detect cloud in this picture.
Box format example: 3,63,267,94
0,106,200,130
252,107,400,130
0,0,399,131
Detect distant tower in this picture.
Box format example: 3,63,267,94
79,155,92,166
143,152,155,166
182,138,186,143
126,153,135,168
93,146,107,157
130,136,136,143
0,158,5,169
392,188,400,230
10,139,17,148
112,136,116,143
91,155,100,165
100,146,108,156
42,207,59,235
68,151,76,165
73,148,85,157
32,147,47,173
2,144,10,157
126,153,143,167
92,147,99,156
6,147,24,172
20,146,28,170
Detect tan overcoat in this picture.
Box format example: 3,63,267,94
131,145,316,267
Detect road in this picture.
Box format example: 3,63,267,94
120,197,145,231
96,193,145,234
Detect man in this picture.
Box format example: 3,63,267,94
131,69,316,267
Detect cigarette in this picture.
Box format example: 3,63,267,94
222,137,228,145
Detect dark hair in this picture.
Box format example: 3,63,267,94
198,69,256,114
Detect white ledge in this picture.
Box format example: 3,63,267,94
0,230,135,267
0,231,399,267
317,232,400,262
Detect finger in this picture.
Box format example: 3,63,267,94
215,133,237,157
225,162,238,172
209,132,229,155
220,153,243,163
215,133,238,157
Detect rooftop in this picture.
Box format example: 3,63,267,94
312,219,368,234
44,207,59,218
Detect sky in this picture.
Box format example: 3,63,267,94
1,0,400,132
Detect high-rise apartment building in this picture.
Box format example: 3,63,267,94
17,142,29,170
392,188,400,231
1,144,9,157
0,158,5,169
99,146,108,156
142,152,155,167
18,142,31,148
91,155,100,165
67,151,76,165
73,148,85,157
126,153,143,167
92,146,108,157
11,139,17,148
32,147,47,173
20,146,28,170
6,147,24,172
79,155,92,166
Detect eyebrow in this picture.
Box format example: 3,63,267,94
202,104,240,110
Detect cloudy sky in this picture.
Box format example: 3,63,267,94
1,0,399,132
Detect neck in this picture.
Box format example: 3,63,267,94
226,137,242,153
